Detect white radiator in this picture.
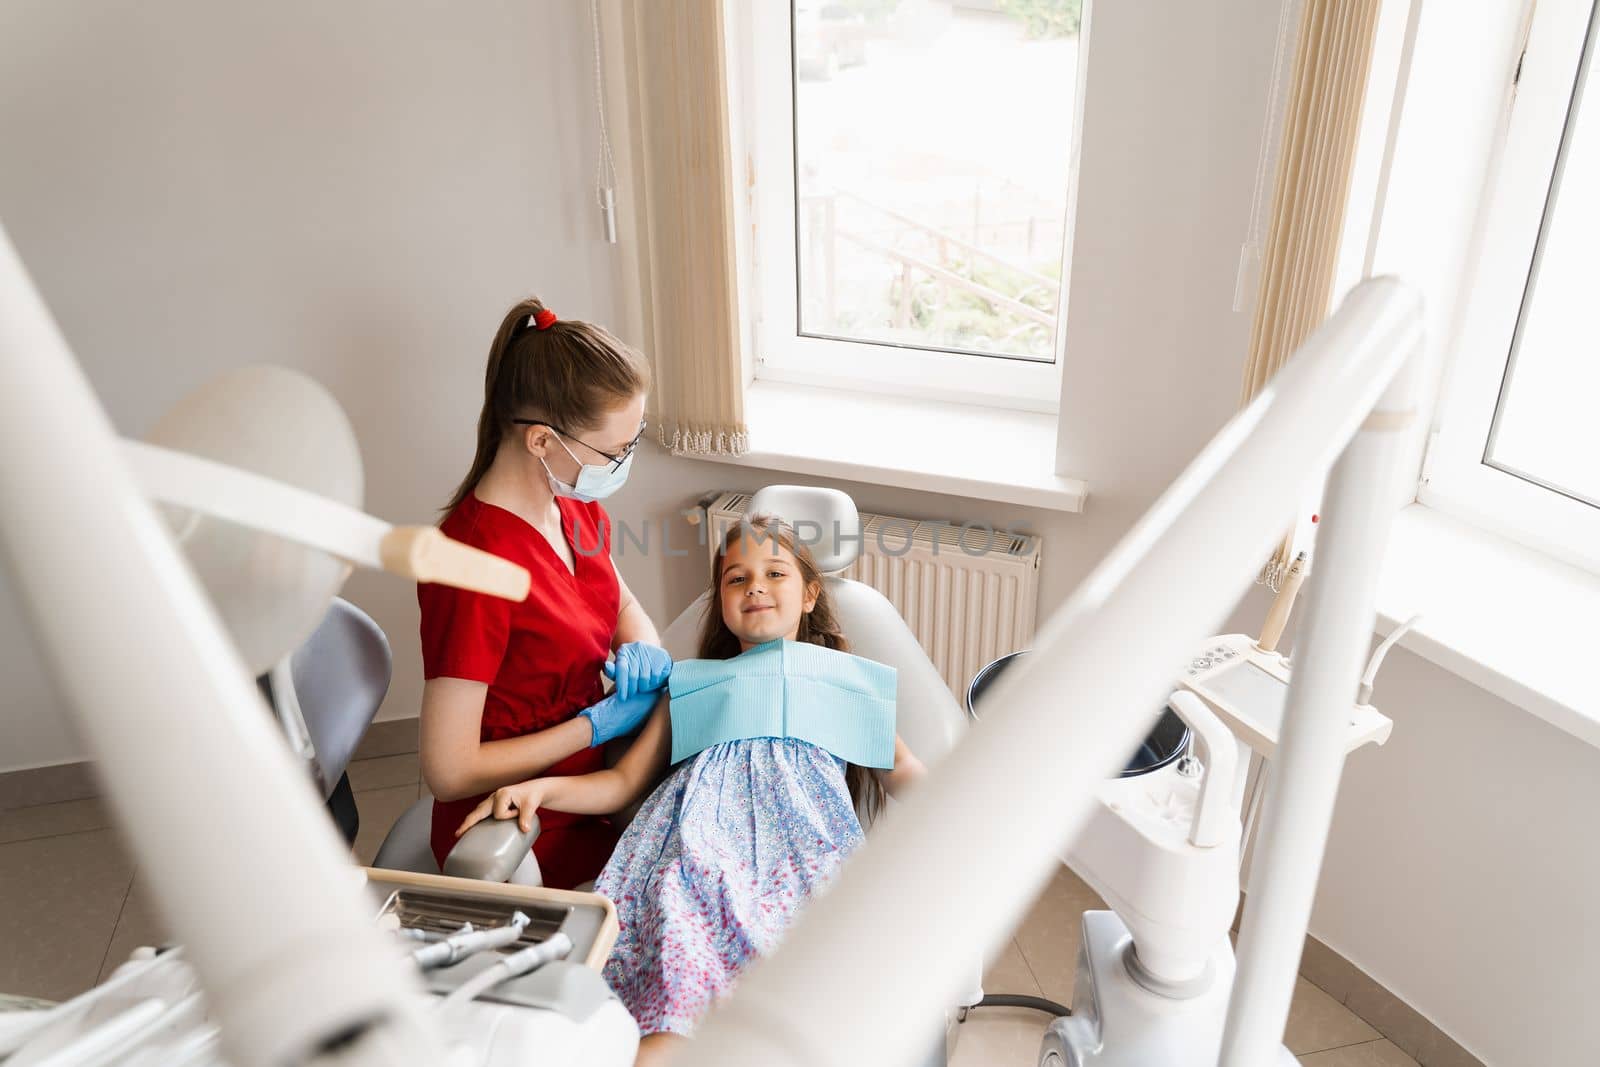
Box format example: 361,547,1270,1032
702,491,1042,700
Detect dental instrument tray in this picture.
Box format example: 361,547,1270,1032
363,868,621,1014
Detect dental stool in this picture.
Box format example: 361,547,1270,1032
261,596,393,845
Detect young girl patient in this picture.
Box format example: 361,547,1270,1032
456,514,925,1064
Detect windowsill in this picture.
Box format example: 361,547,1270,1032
686,380,1087,513
1375,504,1600,748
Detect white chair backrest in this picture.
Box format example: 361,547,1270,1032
745,485,861,574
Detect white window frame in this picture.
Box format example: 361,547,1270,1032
1421,0,1600,575
732,1,1077,415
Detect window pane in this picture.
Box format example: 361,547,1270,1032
1486,34,1600,507
792,0,1082,361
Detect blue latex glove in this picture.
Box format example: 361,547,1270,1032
603,641,673,701
578,687,659,747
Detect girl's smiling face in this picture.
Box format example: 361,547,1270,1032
718,531,820,651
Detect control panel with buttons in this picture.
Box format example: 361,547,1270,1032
1178,633,1392,760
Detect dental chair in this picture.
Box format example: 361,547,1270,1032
365,487,974,1062
374,484,970,878
366,483,972,1062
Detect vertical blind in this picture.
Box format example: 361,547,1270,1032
1241,0,1385,585
627,0,749,456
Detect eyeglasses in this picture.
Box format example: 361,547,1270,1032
513,418,647,473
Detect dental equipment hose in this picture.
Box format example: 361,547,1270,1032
400,918,477,944
439,933,573,1009
960,994,1071,1020
401,925,469,944
411,912,529,971
1357,613,1421,705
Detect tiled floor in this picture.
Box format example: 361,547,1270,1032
0,754,1415,1066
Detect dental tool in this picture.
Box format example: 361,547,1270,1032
411,913,532,971
1254,552,1308,653
440,934,575,1010
399,923,473,944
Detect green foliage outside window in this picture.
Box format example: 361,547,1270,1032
829,0,904,23
998,0,1084,38
876,252,1061,358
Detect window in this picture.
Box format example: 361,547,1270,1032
735,0,1087,413
1422,0,1600,573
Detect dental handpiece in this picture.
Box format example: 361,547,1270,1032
1255,552,1308,654
400,922,473,944
411,912,530,971
439,932,574,1009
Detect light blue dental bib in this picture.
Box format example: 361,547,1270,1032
667,639,897,768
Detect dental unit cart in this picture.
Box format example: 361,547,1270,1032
0,873,640,1066
1048,638,1397,1066
967,572,1415,1067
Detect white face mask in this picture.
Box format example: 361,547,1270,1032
541,433,634,502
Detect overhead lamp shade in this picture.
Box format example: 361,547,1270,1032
144,366,363,675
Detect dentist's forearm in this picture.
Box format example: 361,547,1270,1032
612,596,660,648
424,717,593,802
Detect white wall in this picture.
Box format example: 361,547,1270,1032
0,0,625,768
1323,642,1600,1067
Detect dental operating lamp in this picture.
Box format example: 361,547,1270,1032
0,223,527,1067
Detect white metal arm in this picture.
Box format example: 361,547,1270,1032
689,277,1422,1067
123,439,529,601
0,225,449,1066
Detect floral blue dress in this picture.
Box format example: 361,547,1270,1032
593,737,864,1036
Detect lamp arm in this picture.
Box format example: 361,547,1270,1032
122,439,528,601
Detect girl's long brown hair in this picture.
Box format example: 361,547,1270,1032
698,514,887,824
443,296,652,513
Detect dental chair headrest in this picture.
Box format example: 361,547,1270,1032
744,486,861,574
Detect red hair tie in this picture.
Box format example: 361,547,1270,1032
533,309,558,330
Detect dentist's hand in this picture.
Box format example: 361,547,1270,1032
456,779,547,837
603,642,673,701
578,686,659,747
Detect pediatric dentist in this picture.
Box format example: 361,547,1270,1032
418,296,668,888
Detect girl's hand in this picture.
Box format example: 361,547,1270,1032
455,780,546,837
879,734,926,798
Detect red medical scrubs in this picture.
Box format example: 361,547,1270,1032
419,493,621,888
